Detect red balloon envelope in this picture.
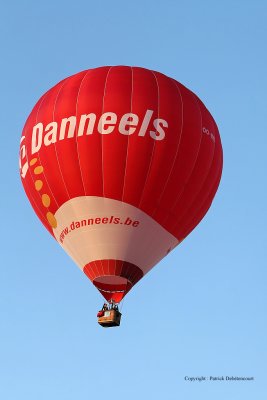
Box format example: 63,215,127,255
19,66,223,303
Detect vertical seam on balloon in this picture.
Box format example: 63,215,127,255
107,257,110,277
151,80,184,217
122,261,131,281
118,260,123,278
52,79,71,199
182,124,223,231
126,267,132,283
75,71,90,196
83,265,91,281
136,266,144,282
129,269,138,284
174,140,216,234
87,262,94,280
137,70,159,208
128,264,136,282
160,90,204,226
130,265,139,283
101,67,112,199
90,261,98,280
171,98,216,232
134,268,143,283
129,265,140,284
93,260,101,279
99,67,112,280
115,260,118,283
179,160,222,238
93,262,100,281
87,264,94,281
121,66,133,202
131,265,141,283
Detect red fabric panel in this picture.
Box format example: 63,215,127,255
121,67,159,205
102,66,132,199
84,259,143,285
76,67,110,196
152,83,202,224
178,139,223,239
107,259,117,275
84,259,143,302
138,71,183,215
164,96,216,235
51,71,88,198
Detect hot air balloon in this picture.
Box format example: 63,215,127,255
19,66,223,327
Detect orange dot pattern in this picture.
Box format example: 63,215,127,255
34,166,44,175
46,212,57,229
30,158,38,166
42,194,51,208
29,158,57,229
35,180,43,191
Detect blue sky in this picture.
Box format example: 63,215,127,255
1,1,266,399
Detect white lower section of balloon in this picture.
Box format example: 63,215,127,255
52,197,179,275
